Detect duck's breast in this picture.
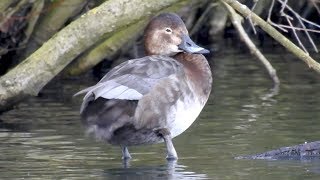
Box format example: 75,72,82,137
169,53,212,138
169,96,203,138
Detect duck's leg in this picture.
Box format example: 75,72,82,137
156,128,178,160
121,146,132,159
163,134,178,160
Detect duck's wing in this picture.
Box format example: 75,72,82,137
75,55,184,113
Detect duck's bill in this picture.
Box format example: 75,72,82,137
178,34,210,54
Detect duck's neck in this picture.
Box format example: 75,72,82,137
173,52,212,100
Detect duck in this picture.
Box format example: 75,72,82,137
75,13,212,160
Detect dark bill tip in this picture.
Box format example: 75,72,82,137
178,34,210,54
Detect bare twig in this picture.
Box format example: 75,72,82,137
267,0,288,32
247,17,257,34
276,24,320,33
296,16,318,52
279,0,320,29
300,16,320,29
222,0,320,74
248,0,258,34
310,0,320,15
279,0,288,15
221,0,280,86
276,0,319,52
285,15,308,54
267,0,274,22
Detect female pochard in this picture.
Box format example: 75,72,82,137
75,13,212,160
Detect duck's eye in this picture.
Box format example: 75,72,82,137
165,28,172,33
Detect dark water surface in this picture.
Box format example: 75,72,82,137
1,50,320,179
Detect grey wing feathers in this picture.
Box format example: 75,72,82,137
74,55,183,113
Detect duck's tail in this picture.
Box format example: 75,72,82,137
74,84,103,113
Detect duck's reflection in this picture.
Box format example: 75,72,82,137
103,160,208,179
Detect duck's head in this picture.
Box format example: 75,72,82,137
144,13,209,56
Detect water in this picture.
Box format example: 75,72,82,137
1,50,320,179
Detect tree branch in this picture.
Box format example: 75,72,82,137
222,0,320,74
221,1,280,86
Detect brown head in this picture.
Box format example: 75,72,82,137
144,13,209,56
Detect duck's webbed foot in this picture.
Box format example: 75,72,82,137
155,128,178,160
121,146,132,160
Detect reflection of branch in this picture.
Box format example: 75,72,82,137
222,0,320,74
221,1,280,86
261,80,280,100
